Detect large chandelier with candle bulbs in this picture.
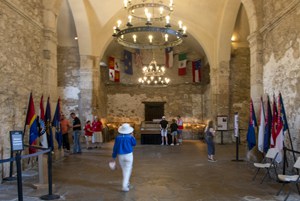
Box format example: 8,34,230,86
113,0,187,49
138,58,170,85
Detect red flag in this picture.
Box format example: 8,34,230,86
270,95,278,148
26,93,39,153
39,95,48,148
178,53,187,76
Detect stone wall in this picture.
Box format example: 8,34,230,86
262,1,300,150
229,47,251,141
0,0,45,180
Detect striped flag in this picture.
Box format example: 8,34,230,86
165,47,173,68
192,60,201,82
26,93,39,153
257,97,265,153
178,53,187,76
246,99,257,150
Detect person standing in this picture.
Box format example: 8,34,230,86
170,119,179,146
92,116,103,148
60,114,71,152
112,123,136,192
205,120,217,162
160,116,169,145
177,115,184,144
84,120,93,149
70,112,82,154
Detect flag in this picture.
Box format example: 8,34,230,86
114,58,120,82
39,95,48,148
246,99,257,150
192,60,201,82
263,95,272,153
270,95,278,148
178,53,187,75
52,98,62,149
165,47,173,68
45,97,54,150
108,57,120,82
275,93,287,151
257,97,265,153
124,50,133,75
25,93,39,153
135,49,143,68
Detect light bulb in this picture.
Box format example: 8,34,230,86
164,34,168,42
148,35,153,43
124,0,128,8
146,13,152,22
117,20,122,28
166,15,170,25
128,15,132,23
183,26,187,34
159,7,164,15
178,21,183,29
133,34,137,43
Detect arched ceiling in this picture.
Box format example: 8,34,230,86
58,0,247,67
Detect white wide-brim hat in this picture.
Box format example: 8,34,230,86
118,123,134,134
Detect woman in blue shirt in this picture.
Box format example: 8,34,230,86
112,123,136,192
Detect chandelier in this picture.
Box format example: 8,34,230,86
113,0,187,49
138,58,170,85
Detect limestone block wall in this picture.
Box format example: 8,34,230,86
262,1,300,149
106,84,209,139
0,0,45,180
229,47,251,141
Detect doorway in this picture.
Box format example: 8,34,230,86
143,102,165,121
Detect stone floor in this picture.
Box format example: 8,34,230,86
0,140,299,201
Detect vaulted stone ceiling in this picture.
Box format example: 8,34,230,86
57,0,249,68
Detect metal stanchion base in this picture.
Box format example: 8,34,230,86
3,177,17,181
40,194,60,200
232,159,244,162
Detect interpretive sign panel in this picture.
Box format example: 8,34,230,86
217,116,228,131
10,131,24,151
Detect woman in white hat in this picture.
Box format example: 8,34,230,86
112,123,136,192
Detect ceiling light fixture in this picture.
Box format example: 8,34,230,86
113,0,187,49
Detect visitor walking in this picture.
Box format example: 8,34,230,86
177,115,184,144
70,112,82,154
170,119,179,145
92,116,103,148
205,120,217,162
160,116,169,145
84,120,93,149
60,114,71,152
112,123,136,192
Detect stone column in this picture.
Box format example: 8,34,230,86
248,32,264,106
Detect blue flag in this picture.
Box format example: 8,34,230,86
52,98,62,149
279,92,288,132
263,95,272,153
247,99,257,150
45,97,54,150
124,50,133,75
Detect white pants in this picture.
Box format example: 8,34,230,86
118,153,133,189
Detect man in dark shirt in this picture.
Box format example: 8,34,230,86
159,116,169,145
71,112,82,154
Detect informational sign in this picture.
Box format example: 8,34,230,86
234,113,239,137
10,131,24,151
217,116,228,131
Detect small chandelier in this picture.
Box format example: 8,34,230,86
138,59,170,85
113,0,187,49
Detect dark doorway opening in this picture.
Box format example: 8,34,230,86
143,102,165,121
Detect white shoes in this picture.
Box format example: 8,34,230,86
171,143,174,146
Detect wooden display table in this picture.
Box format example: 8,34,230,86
140,121,162,145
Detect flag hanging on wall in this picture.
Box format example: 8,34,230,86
192,60,201,82
178,53,187,75
257,97,265,153
45,97,54,150
124,50,133,75
39,95,48,148
246,98,257,150
165,47,173,68
263,95,272,153
25,93,39,154
52,98,62,149
108,56,120,82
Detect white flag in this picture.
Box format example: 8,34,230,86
258,98,265,153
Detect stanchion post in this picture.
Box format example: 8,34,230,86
16,151,23,201
221,131,224,145
40,150,60,200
